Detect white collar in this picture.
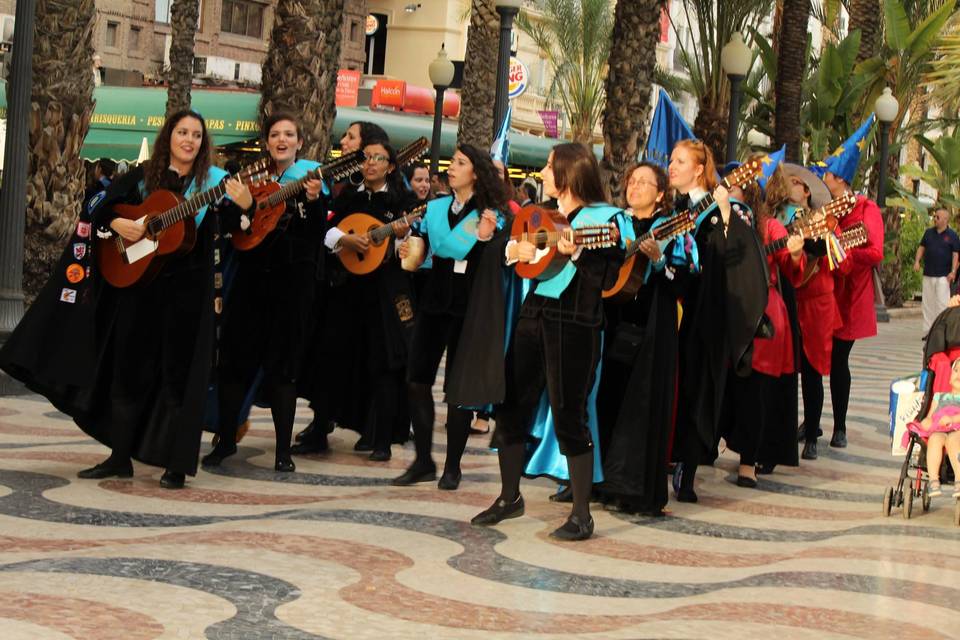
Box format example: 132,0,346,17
358,182,389,193
688,187,708,203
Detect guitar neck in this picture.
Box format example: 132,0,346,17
267,154,362,206
370,208,425,243
150,180,230,234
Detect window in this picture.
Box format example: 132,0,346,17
129,26,141,51
155,0,172,23
221,0,263,38
105,21,118,48
350,20,359,43
234,62,240,80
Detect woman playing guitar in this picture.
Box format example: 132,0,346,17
202,112,326,472
392,144,509,489
470,143,625,541
319,141,418,461
596,162,682,516
293,121,389,455
720,170,805,488
0,110,250,489
669,140,768,504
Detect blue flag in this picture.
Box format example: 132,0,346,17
809,114,876,184
758,144,786,190
491,104,512,166
643,89,695,169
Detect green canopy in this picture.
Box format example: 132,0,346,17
0,84,573,166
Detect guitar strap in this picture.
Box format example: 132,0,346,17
135,166,228,227
535,203,622,299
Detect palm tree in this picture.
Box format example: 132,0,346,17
670,0,773,162
24,0,96,300
774,0,810,161
457,0,499,150
260,0,345,161
165,0,200,116
516,0,614,144
600,0,664,202
926,13,960,111
850,0,882,64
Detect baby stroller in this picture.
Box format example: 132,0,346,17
883,306,960,526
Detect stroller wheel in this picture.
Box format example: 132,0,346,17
903,488,914,520
922,481,931,512
883,486,893,517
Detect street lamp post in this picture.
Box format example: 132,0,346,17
875,87,899,208
721,32,752,165
493,0,523,139
428,45,455,175
874,87,900,324
0,0,37,347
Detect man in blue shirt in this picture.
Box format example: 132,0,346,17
915,206,960,333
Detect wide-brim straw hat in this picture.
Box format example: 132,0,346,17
781,163,832,210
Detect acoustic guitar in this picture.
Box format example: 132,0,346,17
603,158,763,302
764,209,838,255
98,160,270,288
785,193,859,287
336,204,427,275
231,150,366,251
510,204,620,281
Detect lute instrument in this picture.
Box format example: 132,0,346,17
603,159,763,302
511,204,620,281
787,193,859,287
337,204,428,275
231,150,366,250
98,160,270,288
839,222,868,249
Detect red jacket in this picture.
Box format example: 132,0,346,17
833,195,884,341
753,218,806,377
795,257,842,376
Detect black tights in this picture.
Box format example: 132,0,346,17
497,443,593,520
217,372,296,464
409,382,472,474
829,338,855,435
801,351,824,443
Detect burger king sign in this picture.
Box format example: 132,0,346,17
508,56,529,100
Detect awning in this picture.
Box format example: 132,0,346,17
0,84,571,167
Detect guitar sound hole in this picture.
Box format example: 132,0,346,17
534,230,549,249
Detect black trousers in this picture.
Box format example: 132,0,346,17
830,337,855,433
724,371,776,467
495,314,600,457
800,350,824,442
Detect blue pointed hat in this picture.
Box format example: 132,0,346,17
490,104,512,166
809,114,876,184
758,144,786,190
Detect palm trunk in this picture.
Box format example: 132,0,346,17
457,0,499,151
693,100,728,166
849,0,881,65
600,0,662,203
165,0,200,116
24,0,96,301
774,0,809,161
260,0,345,161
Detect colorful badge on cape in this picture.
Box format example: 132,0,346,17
65,263,85,283
59,288,77,304
76,221,92,239
73,243,87,260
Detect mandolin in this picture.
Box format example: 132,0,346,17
98,160,270,288
231,149,366,251
764,211,837,255
511,204,620,281
336,204,428,275
839,222,868,249
603,159,763,302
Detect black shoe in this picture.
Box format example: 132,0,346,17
438,470,462,491
294,420,316,443
290,436,330,455
353,438,374,453
77,460,133,479
392,463,437,486
274,458,296,472
368,449,392,462
830,430,847,448
676,488,698,503
802,440,818,460
159,470,185,489
550,514,594,541
201,443,237,467
549,485,573,503
736,475,758,488
471,494,524,526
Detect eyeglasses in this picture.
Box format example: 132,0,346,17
363,153,389,164
628,179,659,189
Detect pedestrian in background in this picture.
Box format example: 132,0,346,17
914,205,960,334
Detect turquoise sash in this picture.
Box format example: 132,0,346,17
778,203,800,226
422,196,504,261
535,203,623,299
278,158,320,185
138,166,227,227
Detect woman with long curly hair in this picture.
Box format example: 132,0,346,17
393,144,510,488
0,110,249,489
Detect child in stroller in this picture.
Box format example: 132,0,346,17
908,358,960,497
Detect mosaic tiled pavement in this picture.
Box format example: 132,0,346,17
0,316,958,639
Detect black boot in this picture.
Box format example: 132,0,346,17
802,440,818,460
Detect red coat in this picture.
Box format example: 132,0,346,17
833,195,884,341
753,218,806,377
795,258,842,376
